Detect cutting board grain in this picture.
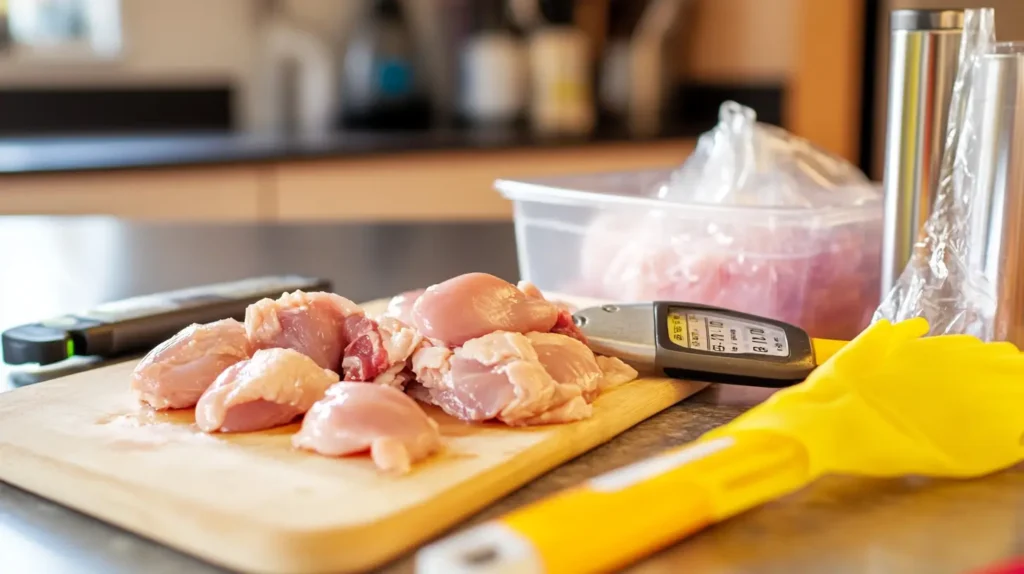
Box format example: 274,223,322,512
0,296,706,574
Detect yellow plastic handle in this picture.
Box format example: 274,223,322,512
811,337,848,365
416,431,813,574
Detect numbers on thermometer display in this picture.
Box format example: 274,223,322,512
670,310,791,358
750,327,769,354
709,319,727,352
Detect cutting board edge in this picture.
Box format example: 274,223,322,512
0,379,708,574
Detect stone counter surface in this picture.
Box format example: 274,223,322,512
0,126,698,176
4,387,1021,574
1,218,1020,574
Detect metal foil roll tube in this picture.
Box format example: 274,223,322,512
880,9,965,297
967,42,1024,346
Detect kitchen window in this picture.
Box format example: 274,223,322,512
0,0,121,60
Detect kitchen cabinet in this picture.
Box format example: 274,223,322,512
0,139,696,222
785,0,867,164
271,140,696,222
0,165,268,221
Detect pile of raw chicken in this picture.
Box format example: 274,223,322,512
129,273,638,474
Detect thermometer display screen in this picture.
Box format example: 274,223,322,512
666,308,790,358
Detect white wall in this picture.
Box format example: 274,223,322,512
0,0,799,130
0,0,449,131
0,0,257,86
0,0,271,130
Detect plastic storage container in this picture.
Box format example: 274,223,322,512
495,166,883,340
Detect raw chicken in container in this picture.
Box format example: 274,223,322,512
293,382,442,474
580,212,881,340
500,101,883,341
130,318,253,410
195,347,338,433
583,102,881,340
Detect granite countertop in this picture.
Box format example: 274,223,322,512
0,124,700,176
1,217,1021,574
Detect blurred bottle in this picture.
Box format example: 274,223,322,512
508,0,542,31
459,0,527,126
433,0,475,126
527,0,595,136
253,0,335,138
599,0,646,124
600,0,687,136
0,0,10,52
338,0,432,130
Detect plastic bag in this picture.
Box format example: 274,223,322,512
656,101,879,208
575,102,883,340
873,8,997,339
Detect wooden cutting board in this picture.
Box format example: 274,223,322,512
0,295,706,574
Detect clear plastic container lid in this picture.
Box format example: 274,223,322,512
495,102,884,340
496,101,882,227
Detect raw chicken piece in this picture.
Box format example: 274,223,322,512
342,316,423,387
517,280,577,313
404,380,435,405
407,342,452,390
524,333,637,399
410,273,560,347
576,210,881,340
245,290,365,372
293,382,442,474
129,319,252,410
516,280,545,301
195,347,338,433
516,280,586,343
549,308,588,345
381,288,425,324
598,356,634,390
411,331,591,426
337,315,389,382
595,355,640,391
524,332,604,401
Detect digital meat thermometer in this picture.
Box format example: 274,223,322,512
572,302,847,388
1,275,330,366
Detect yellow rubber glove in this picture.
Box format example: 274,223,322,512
416,318,1024,574
704,317,1024,479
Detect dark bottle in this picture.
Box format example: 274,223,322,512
337,0,432,130
528,0,595,136
459,0,527,126
0,1,11,52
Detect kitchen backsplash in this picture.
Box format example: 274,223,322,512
0,0,792,135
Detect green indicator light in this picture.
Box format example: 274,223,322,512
66,338,75,358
